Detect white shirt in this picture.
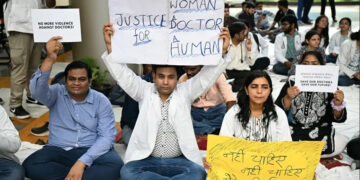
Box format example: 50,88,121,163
226,39,256,71
102,52,231,165
220,105,292,142
337,39,359,78
328,31,351,54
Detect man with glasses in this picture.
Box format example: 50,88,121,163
273,15,303,75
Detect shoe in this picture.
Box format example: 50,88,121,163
298,20,304,26
0,97,4,105
26,97,46,107
302,20,313,25
9,106,30,119
333,19,338,23
31,122,49,136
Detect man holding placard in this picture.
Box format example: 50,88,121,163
3,0,56,119
102,22,231,180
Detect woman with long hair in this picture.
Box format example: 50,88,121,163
311,15,329,49
327,17,352,63
288,30,326,75
220,70,291,142
275,51,348,157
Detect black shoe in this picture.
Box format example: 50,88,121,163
26,97,46,107
31,122,49,136
0,97,4,105
301,20,313,25
333,18,338,23
9,106,30,119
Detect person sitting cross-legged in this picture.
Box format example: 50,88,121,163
179,66,236,135
102,23,231,180
23,36,124,180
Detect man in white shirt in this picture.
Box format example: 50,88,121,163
102,23,231,180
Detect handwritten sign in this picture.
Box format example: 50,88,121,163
295,65,339,93
109,0,224,65
32,9,81,42
206,135,324,180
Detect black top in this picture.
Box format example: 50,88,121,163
273,9,296,23
237,11,256,31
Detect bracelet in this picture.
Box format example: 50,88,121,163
331,99,346,111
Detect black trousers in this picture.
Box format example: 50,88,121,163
321,0,336,19
302,0,314,22
347,137,360,160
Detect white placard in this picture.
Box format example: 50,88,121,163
109,0,224,65
32,9,81,42
295,65,339,93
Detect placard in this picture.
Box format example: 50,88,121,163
206,135,324,180
109,0,224,65
32,9,81,42
295,65,339,93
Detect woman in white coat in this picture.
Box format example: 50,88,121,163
327,17,352,63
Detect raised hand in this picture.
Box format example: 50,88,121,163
220,27,230,55
333,90,344,106
46,36,63,62
103,22,114,53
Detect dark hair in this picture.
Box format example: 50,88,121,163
339,17,352,26
350,30,360,41
299,50,325,65
65,61,92,80
229,21,247,38
245,1,255,8
225,3,230,8
256,2,264,6
278,0,288,8
280,15,298,30
241,1,247,7
311,15,329,48
302,30,321,46
236,70,278,129
152,64,182,77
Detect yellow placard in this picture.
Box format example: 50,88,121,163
206,135,325,180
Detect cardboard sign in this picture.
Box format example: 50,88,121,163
295,65,339,93
206,135,324,180
32,9,81,42
108,0,224,65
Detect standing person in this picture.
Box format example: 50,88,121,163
179,66,236,135
327,17,352,63
3,0,56,119
337,30,360,86
276,51,348,157
288,30,326,75
321,0,337,23
224,3,238,28
273,15,303,75
310,15,330,49
103,23,231,180
23,37,124,180
297,0,304,24
226,22,255,92
301,0,314,25
0,105,24,180
219,70,292,142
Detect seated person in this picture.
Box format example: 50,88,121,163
327,17,352,63
337,30,360,86
288,30,326,75
220,70,292,141
266,0,296,43
273,15,302,76
308,15,330,49
347,136,360,168
275,51,348,157
179,66,236,135
0,105,24,180
226,22,255,92
120,65,153,145
254,2,274,32
23,37,124,180
224,3,238,28
102,23,231,180
237,1,256,32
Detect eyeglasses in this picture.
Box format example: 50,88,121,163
281,23,290,26
340,22,350,25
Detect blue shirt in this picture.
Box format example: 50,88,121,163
30,68,116,166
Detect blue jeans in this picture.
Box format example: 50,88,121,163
191,104,226,135
120,156,206,180
273,62,290,76
338,75,360,86
0,158,25,180
297,0,304,21
23,145,123,180
326,54,338,63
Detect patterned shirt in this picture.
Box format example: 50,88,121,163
151,95,182,158
242,115,270,142
347,50,360,72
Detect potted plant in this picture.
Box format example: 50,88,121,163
79,57,113,96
